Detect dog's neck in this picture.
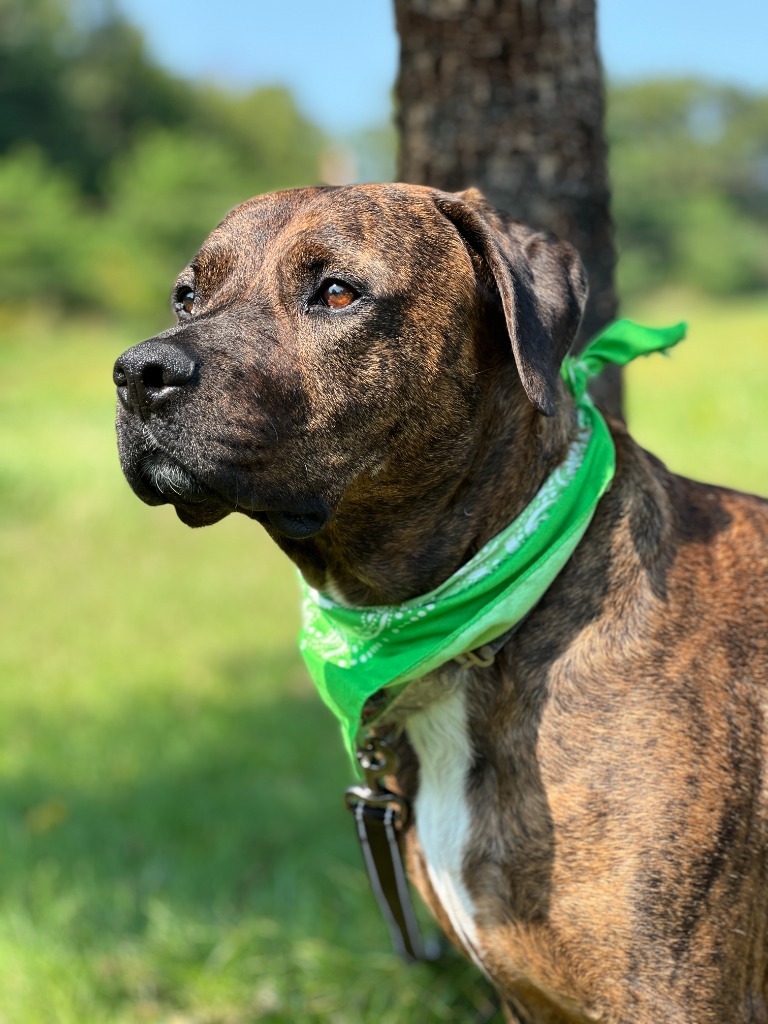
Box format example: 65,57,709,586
275,372,578,606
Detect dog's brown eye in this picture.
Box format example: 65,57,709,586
319,280,358,309
174,286,195,317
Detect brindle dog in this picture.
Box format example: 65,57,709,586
114,185,768,1023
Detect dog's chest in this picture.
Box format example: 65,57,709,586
405,688,488,972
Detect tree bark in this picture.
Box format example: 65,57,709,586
394,0,622,418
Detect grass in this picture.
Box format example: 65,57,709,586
1,294,765,1022
625,289,768,496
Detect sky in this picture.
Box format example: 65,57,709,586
113,0,768,134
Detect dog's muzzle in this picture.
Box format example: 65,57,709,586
113,338,230,527
113,339,331,538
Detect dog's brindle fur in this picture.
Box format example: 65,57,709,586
114,184,768,1023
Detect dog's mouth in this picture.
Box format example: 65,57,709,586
134,454,229,527
130,451,330,539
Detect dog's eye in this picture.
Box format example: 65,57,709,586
317,280,358,309
173,286,195,317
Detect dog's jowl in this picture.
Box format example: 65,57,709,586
114,184,768,1024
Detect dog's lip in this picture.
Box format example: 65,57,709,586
263,506,330,540
174,501,230,528
139,452,215,505
143,469,231,528
238,500,331,539
128,448,234,528
133,448,330,538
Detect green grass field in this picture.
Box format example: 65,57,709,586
1,295,766,1023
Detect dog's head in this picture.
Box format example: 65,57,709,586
114,184,586,540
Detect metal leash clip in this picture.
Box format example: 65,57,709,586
344,734,409,827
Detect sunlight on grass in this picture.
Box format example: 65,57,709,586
1,297,765,1022
625,291,767,496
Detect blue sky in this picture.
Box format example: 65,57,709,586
114,0,767,133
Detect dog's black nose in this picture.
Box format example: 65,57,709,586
113,341,197,417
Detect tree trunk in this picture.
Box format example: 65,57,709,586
394,0,622,418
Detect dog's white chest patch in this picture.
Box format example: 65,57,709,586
406,688,487,973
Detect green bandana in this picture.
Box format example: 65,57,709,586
299,319,686,757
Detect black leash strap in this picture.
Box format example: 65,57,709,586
345,735,440,962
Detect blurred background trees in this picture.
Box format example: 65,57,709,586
0,0,323,318
610,79,768,299
1,0,766,322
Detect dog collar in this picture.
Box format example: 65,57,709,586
299,319,686,758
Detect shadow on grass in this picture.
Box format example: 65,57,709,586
0,646,500,1022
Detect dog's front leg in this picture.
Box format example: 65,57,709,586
499,992,582,1023
501,995,531,1023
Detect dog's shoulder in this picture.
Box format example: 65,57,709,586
609,418,767,574
519,421,767,690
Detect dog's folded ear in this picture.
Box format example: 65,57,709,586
434,188,588,416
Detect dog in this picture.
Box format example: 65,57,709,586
114,184,768,1023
